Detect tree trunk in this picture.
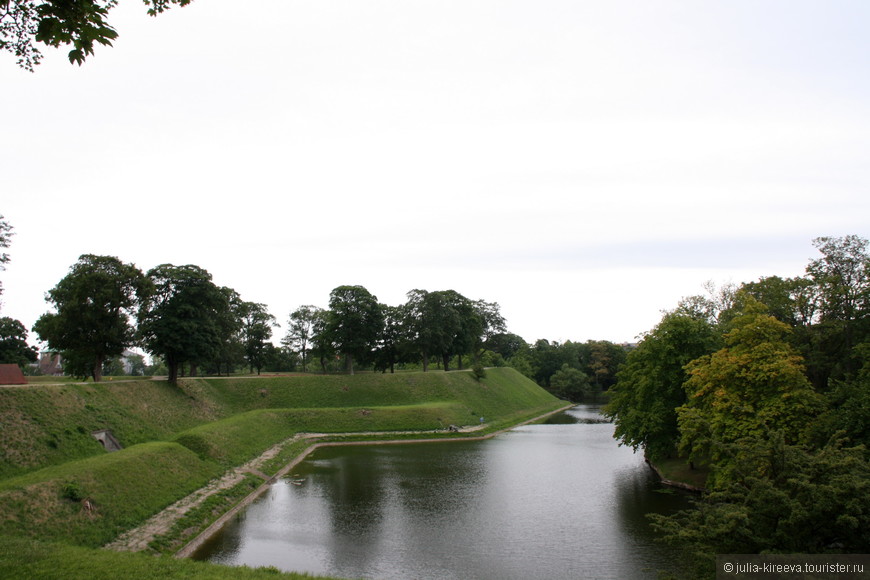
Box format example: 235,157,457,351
345,353,354,375
457,355,464,370
442,353,450,371
168,359,179,383
93,355,104,383
189,362,198,377
422,351,429,372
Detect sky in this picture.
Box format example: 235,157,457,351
2,0,869,347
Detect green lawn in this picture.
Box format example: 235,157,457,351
0,368,563,579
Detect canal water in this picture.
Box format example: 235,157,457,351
192,405,691,579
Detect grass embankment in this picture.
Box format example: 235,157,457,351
0,535,335,580
0,368,562,579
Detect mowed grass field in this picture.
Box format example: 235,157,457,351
0,368,563,579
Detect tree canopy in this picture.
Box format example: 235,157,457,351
0,316,37,367
326,285,383,374
137,263,228,383
1,0,192,70
603,311,720,460
33,254,149,382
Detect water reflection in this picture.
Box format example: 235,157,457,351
193,406,690,579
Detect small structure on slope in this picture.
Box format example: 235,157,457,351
0,364,26,385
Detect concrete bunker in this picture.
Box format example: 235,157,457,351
92,429,123,452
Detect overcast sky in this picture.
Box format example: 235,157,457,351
2,0,869,347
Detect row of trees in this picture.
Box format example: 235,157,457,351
31,257,279,382
605,235,870,570
2,213,624,395
22,251,512,382
282,286,506,375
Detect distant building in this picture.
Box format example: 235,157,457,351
38,351,63,376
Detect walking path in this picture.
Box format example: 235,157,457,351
104,404,573,556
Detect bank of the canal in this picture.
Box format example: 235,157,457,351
191,405,693,580
0,368,566,579
174,403,574,559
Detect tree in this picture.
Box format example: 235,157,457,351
579,340,627,391
137,264,229,383
1,0,191,70
0,214,13,302
326,285,383,375
284,305,321,372
603,311,720,461
209,286,245,376
548,363,591,401
372,304,404,374
469,299,506,365
309,307,333,373
239,301,277,375
805,235,870,380
0,316,37,367
676,300,824,480
33,254,149,382
650,433,870,574
487,332,527,360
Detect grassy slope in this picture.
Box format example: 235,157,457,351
0,368,561,579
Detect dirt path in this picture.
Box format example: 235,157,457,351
105,405,572,556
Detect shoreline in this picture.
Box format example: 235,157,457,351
172,403,575,559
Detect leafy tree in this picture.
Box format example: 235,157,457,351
403,289,465,372
469,299,506,365
807,235,870,327
1,0,192,70
239,301,277,374
487,332,527,360
677,300,824,480
33,254,149,382
0,316,37,367
529,339,582,388
0,214,13,303
438,290,478,370
548,363,591,401
604,311,720,461
283,305,321,372
579,340,627,391
402,289,434,371
137,264,229,383
805,235,870,381
373,304,403,374
650,432,870,575
209,286,245,376
309,307,333,373
326,285,383,374
740,275,819,329
811,343,870,451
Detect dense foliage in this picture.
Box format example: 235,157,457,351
604,235,870,576
33,255,149,382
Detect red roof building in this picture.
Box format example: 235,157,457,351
0,364,27,385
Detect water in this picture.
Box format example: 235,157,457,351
193,405,691,579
